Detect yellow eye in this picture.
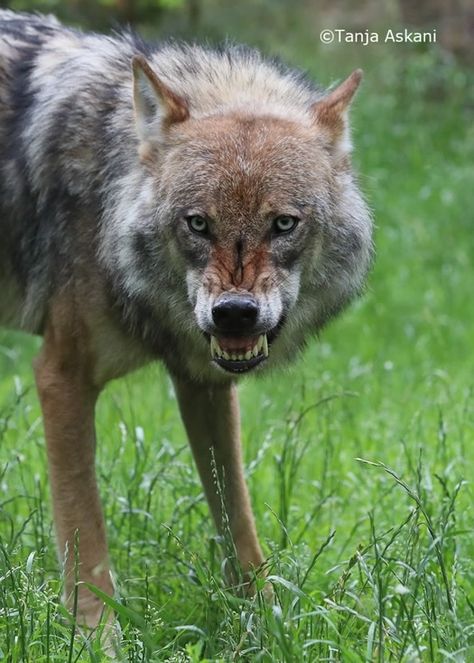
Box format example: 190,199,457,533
187,215,209,235
273,215,299,234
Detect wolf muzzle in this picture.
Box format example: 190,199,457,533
209,292,269,373
212,293,259,334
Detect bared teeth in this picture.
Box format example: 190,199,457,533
210,336,224,358
210,334,269,361
210,336,218,358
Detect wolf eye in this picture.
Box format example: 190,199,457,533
187,215,209,235
273,215,299,234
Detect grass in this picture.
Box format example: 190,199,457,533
1,22,474,663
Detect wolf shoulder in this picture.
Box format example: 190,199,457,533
0,13,132,335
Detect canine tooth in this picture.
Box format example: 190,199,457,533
257,335,264,351
210,336,218,357
245,350,252,360
262,334,269,357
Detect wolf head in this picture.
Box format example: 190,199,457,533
106,51,372,379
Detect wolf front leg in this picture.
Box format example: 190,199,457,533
34,319,114,629
173,378,265,587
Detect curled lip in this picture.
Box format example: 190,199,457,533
203,319,285,374
214,352,266,373
211,332,268,374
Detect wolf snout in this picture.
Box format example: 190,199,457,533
212,293,259,334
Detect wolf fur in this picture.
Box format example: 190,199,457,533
0,9,372,632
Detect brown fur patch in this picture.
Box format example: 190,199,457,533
162,112,332,298
205,242,271,295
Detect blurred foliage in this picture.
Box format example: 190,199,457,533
0,0,186,30
0,0,472,64
0,0,300,40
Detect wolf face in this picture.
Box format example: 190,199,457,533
102,54,372,380
159,114,334,374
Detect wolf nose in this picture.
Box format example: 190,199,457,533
212,294,259,332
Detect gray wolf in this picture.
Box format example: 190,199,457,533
0,10,372,632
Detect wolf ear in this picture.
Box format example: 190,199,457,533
132,54,189,143
311,69,363,152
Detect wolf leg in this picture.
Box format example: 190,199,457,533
34,310,114,630
173,378,264,587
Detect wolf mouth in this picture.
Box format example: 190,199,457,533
210,333,269,373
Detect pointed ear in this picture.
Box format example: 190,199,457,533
311,69,363,150
132,54,189,143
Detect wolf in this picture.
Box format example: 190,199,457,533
0,10,372,631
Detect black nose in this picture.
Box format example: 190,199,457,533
212,293,259,333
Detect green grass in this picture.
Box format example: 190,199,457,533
1,34,473,662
